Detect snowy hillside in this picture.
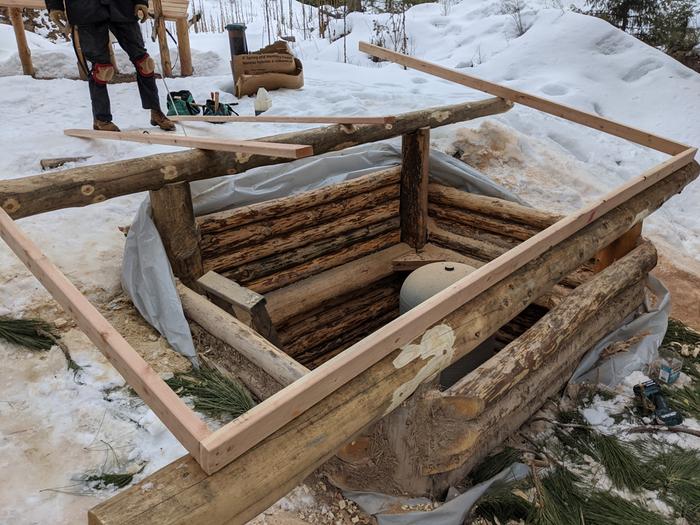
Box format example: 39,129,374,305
0,0,699,522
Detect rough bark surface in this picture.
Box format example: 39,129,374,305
149,182,203,287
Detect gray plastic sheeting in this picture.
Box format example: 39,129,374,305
121,143,523,363
345,463,529,525
570,275,670,387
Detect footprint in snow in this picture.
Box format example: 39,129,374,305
540,83,568,96
621,58,663,82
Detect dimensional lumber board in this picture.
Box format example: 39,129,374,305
197,147,697,474
0,208,210,456
358,42,690,156
63,129,314,159
170,115,397,124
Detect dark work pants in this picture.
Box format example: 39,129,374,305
77,21,161,122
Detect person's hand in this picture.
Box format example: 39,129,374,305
49,9,69,33
134,4,149,23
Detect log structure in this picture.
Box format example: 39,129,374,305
196,167,403,294
89,160,698,525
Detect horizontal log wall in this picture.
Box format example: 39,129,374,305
427,185,594,287
277,276,402,368
197,168,403,294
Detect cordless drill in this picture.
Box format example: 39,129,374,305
633,379,683,427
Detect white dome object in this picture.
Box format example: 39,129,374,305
399,261,476,314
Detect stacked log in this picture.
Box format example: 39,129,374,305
428,183,595,287
197,167,402,294
275,276,402,368
330,243,655,495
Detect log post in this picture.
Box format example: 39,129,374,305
400,127,430,249
149,182,202,287
88,162,690,525
175,18,193,76
593,221,643,272
153,0,173,77
9,8,34,77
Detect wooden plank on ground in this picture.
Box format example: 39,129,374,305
63,129,314,159
170,115,397,125
197,147,696,474
358,42,690,156
0,208,210,456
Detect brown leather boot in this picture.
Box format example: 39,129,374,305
93,119,120,132
150,109,176,131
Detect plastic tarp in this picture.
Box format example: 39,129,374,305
121,142,523,363
570,275,670,387
345,463,529,525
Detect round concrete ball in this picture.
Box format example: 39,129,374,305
399,261,476,314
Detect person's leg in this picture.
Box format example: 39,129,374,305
109,21,160,110
75,22,114,124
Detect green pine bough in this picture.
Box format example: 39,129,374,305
0,316,56,350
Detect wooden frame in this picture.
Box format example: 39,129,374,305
64,129,315,159
169,115,397,125
2,0,193,78
0,46,695,480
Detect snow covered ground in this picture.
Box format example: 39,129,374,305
0,0,699,522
